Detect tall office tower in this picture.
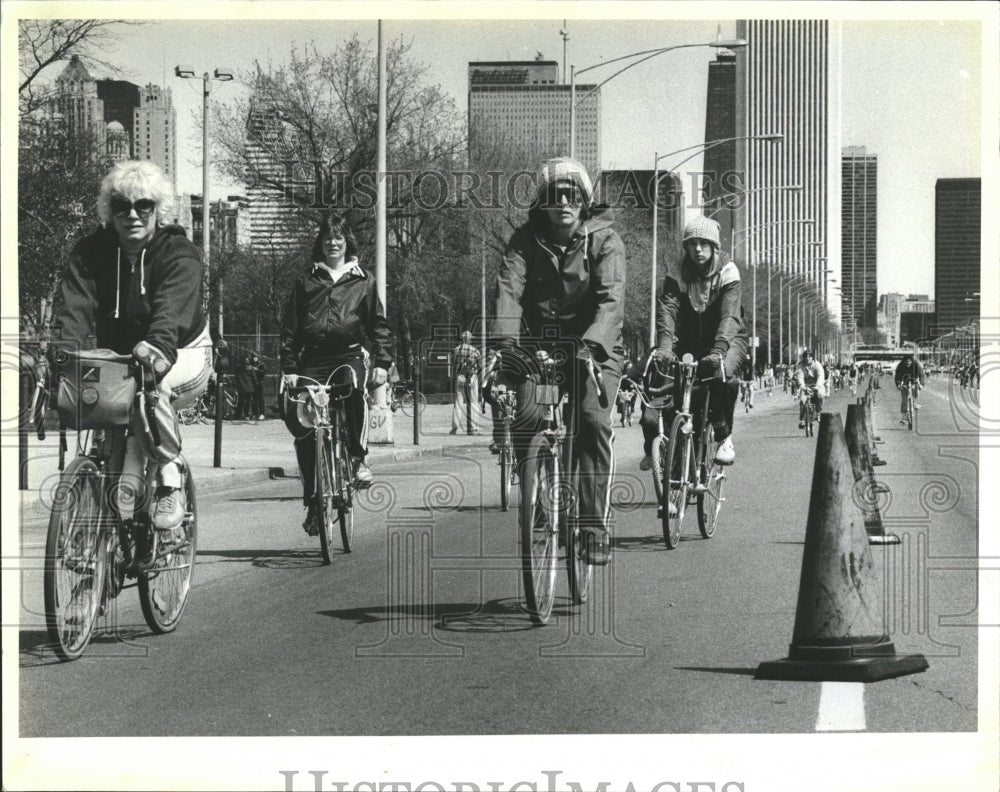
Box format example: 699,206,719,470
702,50,738,253
52,55,106,145
243,101,311,259
133,84,178,189
96,79,141,156
468,59,600,179
734,20,841,316
841,146,878,335
934,178,981,332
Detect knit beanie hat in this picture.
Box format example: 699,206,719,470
682,215,721,248
536,157,594,206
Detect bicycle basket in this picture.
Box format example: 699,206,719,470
55,350,136,430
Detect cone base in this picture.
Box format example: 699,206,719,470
756,641,927,682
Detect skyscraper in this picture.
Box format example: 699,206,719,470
468,59,600,178
841,146,877,334
133,84,178,190
934,178,981,333
96,79,141,156
734,20,841,314
702,50,738,252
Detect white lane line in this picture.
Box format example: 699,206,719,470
815,682,866,731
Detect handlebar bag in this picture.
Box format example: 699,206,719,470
55,350,136,430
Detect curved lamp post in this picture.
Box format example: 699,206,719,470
569,38,747,157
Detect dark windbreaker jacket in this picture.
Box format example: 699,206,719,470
53,224,206,366
491,206,625,363
279,260,393,374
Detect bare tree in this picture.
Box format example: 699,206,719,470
18,19,138,115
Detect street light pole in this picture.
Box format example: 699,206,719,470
176,64,232,468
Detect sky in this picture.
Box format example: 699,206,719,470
15,5,993,302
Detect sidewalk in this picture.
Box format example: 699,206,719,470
17,403,493,522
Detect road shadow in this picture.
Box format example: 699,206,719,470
319,598,554,633
674,665,758,676
20,625,155,667
197,547,326,569
227,495,303,503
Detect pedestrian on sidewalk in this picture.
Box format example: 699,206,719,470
250,351,267,420
450,330,481,435
235,351,257,420
279,212,393,536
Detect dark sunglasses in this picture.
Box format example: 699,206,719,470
110,197,156,219
543,184,583,206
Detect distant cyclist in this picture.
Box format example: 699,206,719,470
739,360,755,410
794,348,825,428
893,353,925,424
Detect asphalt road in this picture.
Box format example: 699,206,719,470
16,375,981,743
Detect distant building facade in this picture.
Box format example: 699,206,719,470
468,59,600,179
133,84,178,189
702,51,738,253
179,194,252,250
842,146,878,334
934,178,981,334
735,20,841,314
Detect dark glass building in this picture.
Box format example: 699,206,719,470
934,178,981,333
842,146,878,333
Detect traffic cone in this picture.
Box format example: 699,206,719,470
844,404,899,545
756,413,927,681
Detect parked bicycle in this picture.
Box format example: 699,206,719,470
389,379,427,416
660,353,726,550
519,349,608,625
176,381,238,425
285,368,359,562
43,349,197,661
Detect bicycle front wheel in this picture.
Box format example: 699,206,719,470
662,416,689,550
316,429,337,564
139,462,198,633
697,425,725,539
907,392,915,431
520,434,559,625
44,457,107,661
500,425,513,512
400,390,427,416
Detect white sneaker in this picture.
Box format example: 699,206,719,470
151,487,184,532
714,436,735,465
639,454,653,471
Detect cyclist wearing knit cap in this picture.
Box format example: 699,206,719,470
640,214,748,469
489,157,626,566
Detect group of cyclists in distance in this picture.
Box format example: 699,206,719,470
47,155,943,576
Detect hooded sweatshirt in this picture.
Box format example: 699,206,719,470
491,159,625,362
656,250,746,358
53,224,206,366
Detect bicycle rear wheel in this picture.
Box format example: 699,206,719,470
520,434,559,625
400,390,427,416
651,433,667,504
316,429,337,564
337,433,355,553
662,416,688,550
44,457,107,661
697,425,725,539
139,462,198,633
500,425,513,512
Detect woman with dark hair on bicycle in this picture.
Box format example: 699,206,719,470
488,156,625,565
279,212,393,536
639,214,747,472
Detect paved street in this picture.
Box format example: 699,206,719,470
14,373,983,744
